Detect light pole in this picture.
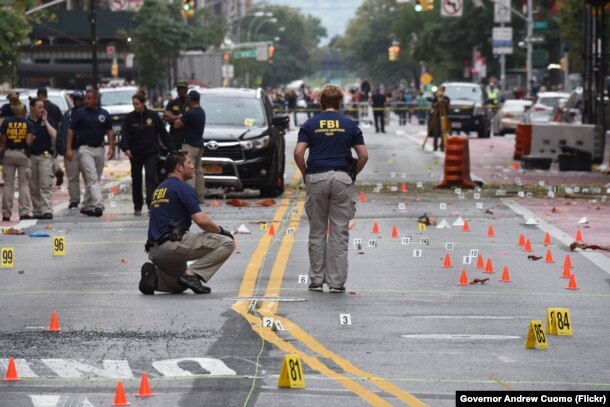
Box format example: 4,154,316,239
250,18,277,41
245,11,273,42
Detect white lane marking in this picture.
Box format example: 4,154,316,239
407,316,519,320
41,359,133,379
0,358,39,377
30,395,95,407
504,199,610,274
402,334,521,340
152,358,236,377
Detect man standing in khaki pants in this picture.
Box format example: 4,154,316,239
294,84,368,293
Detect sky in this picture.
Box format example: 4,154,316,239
256,0,364,44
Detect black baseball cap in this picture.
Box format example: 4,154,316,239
72,90,85,99
176,81,188,88
188,90,200,101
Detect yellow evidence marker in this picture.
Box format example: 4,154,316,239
260,222,268,232
546,308,572,336
278,354,305,388
525,320,548,349
418,223,427,231
53,236,66,257
1,247,14,268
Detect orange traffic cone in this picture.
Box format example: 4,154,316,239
518,233,526,247
391,225,398,238
112,381,130,406
476,254,484,269
487,225,495,237
566,274,579,290
500,266,511,282
268,224,275,237
4,357,20,381
112,184,118,194
544,249,554,263
565,253,573,269
136,372,154,397
359,192,366,203
561,260,572,279
575,229,583,242
524,239,533,252
462,220,470,232
543,232,551,246
400,182,407,193
442,252,453,269
48,311,61,332
484,258,494,274
458,269,469,286
372,222,379,234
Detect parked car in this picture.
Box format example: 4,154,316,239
492,99,533,135
172,88,290,197
17,89,72,115
442,82,494,138
99,86,139,134
523,91,570,123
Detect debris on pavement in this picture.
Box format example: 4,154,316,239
570,241,610,252
470,278,489,285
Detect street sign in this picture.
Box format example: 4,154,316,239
492,27,513,55
256,44,268,62
494,0,511,23
529,36,545,44
222,64,234,79
234,49,257,59
106,45,116,55
440,0,463,17
533,21,548,30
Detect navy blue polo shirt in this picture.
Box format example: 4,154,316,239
70,106,112,147
181,107,205,148
0,117,33,150
148,176,201,242
297,111,364,174
28,117,56,155
0,103,13,118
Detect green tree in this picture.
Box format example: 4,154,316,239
188,8,227,51
556,0,583,74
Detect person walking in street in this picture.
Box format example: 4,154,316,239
27,98,56,220
37,88,64,187
174,90,205,204
120,91,175,216
0,98,34,221
163,82,190,149
293,84,368,293
57,90,85,209
371,87,387,133
140,151,234,295
66,89,115,217
427,85,451,152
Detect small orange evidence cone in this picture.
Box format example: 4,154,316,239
48,311,61,332
136,372,154,398
112,184,118,194
544,249,554,263
400,182,407,193
524,239,533,252
442,252,453,268
359,192,366,203
487,225,495,237
458,269,469,286
476,254,484,269
500,266,511,282
561,261,572,279
566,274,579,290
484,258,494,274
268,224,275,237
462,220,470,232
543,232,551,246
575,229,583,242
112,381,130,406
4,357,20,381
372,222,379,234
391,225,398,238
518,233,526,247
565,253,573,269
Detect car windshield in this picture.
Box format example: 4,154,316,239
537,96,563,107
443,85,482,102
100,89,135,106
504,100,532,111
203,96,266,126
48,95,68,112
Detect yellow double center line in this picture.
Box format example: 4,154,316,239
231,175,426,406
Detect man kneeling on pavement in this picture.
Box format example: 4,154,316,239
139,151,234,295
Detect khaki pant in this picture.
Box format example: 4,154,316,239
304,170,356,289
2,149,32,219
78,145,104,211
65,149,83,205
29,154,54,216
148,231,233,293
181,143,205,203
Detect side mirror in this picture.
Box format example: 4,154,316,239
272,114,290,129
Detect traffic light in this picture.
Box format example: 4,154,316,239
268,44,275,64
414,0,423,12
181,0,195,19
223,53,230,63
422,0,434,12
388,44,400,61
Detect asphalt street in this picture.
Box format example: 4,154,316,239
1,117,609,407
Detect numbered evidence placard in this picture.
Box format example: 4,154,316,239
53,236,66,256
1,247,14,268
525,320,548,349
263,317,285,332
278,354,305,388
546,308,572,336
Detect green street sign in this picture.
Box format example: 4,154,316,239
234,49,257,59
533,21,548,30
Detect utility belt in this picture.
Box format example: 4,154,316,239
144,221,186,253
145,234,170,253
31,151,52,157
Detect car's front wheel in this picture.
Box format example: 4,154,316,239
260,153,285,198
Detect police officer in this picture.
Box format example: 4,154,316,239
57,90,85,209
120,90,174,216
27,98,57,220
293,84,368,293
66,89,115,217
139,151,234,295
427,85,451,152
0,99,34,221
163,82,190,149
174,90,205,203
37,88,64,187
371,87,387,133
